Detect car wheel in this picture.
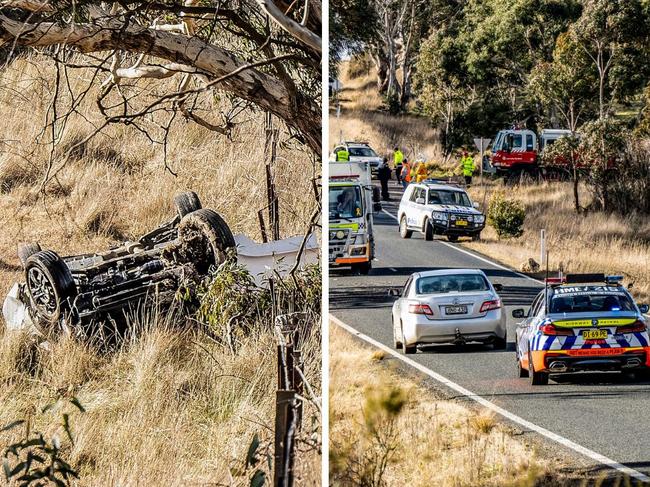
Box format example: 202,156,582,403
424,219,434,241
18,242,42,269
399,216,413,239
393,319,402,349
25,250,76,330
471,233,481,242
352,261,371,275
177,209,236,273
634,368,650,381
517,350,529,378
493,334,507,350
401,325,416,354
528,350,549,385
174,191,202,217
447,235,459,243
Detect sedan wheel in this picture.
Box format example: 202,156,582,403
393,318,402,349
401,325,416,354
517,350,529,378
529,350,549,385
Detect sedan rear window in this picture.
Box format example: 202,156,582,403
416,274,489,294
550,294,635,313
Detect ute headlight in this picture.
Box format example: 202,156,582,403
475,215,485,224
432,211,448,221
450,215,457,221
335,230,346,240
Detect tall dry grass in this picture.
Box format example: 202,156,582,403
0,54,320,484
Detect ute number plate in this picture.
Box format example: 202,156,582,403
455,220,468,227
445,305,467,315
583,329,607,340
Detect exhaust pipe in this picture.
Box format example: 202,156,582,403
453,328,466,346
623,357,643,368
549,361,567,372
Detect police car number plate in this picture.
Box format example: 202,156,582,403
455,220,468,227
583,329,607,340
446,305,467,315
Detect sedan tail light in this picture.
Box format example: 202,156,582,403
617,320,647,334
540,323,574,336
479,299,501,313
408,303,433,316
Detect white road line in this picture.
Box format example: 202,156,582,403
381,208,542,285
330,315,650,483
389,267,397,272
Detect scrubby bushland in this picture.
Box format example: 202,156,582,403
604,144,650,216
487,193,526,239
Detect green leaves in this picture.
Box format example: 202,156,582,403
487,192,526,239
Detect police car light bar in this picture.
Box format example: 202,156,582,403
606,275,624,285
545,277,566,286
564,273,606,284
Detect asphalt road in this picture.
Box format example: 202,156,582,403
330,180,650,482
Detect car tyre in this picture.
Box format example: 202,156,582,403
178,209,236,272
399,216,413,239
471,233,481,242
493,334,507,350
447,235,459,243
352,261,371,275
529,350,549,385
393,319,402,349
25,250,76,329
634,368,650,381
401,325,416,354
174,191,202,217
18,242,42,269
516,351,529,378
424,219,434,241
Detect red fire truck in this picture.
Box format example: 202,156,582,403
490,128,573,180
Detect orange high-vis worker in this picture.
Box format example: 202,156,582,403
402,160,412,183
415,162,428,182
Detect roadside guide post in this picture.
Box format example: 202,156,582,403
540,229,546,268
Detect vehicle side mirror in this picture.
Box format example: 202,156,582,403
388,288,401,297
415,197,425,205
472,202,480,209
493,283,503,292
639,304,649,314
373,202,382,212
512,308,525,319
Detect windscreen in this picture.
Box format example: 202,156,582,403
550,293,635,313
428,190,471,207
416,274,489,294
329,186,363,219
349,147,377,157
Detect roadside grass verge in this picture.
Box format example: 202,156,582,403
329,324,545,486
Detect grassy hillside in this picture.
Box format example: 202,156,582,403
0,55,320,485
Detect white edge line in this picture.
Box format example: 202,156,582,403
330,314,650,483
381,208,542,285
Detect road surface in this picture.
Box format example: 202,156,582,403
330,180,650,482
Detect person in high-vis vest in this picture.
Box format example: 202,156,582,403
393,147,404,183
415,162,428,182
400,160,411,189
336,147,350,162
461,151,475,186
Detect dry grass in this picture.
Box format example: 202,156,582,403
0,54,320,485
329,324,545,487
466,180,650,302
330,62,441,162
330,324,546,486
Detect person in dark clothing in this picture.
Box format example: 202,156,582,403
377,158,392,201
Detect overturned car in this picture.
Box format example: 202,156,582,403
6,192,236,336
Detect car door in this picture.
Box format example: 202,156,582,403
518,291,545,359
405,187,420,227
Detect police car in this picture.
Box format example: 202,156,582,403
330,141,383,176
513,274,650,385
397,181,485,242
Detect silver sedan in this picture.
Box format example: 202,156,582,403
391,269,506,354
